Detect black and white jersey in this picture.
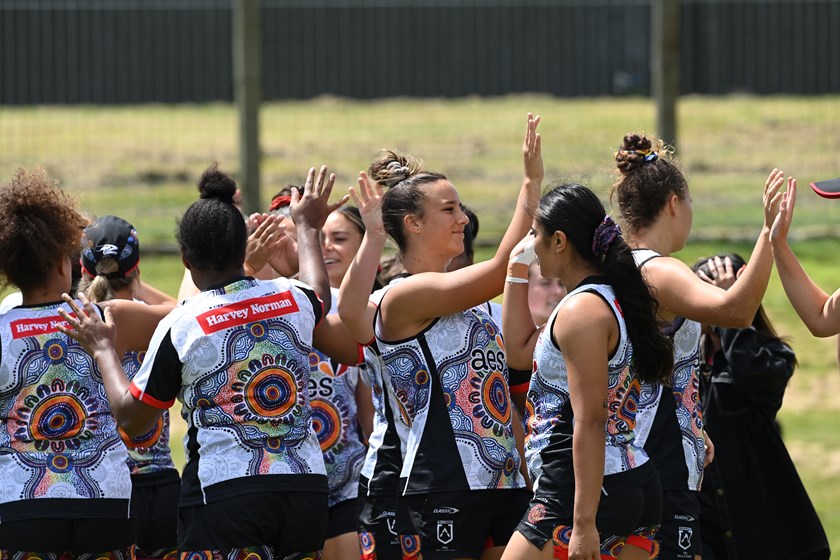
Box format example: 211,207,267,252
130,277,328,506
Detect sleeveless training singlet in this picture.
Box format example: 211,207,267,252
129,277,328,506
526,278,654,496
373,283,526,495
632,249,704,491
0,301,132,522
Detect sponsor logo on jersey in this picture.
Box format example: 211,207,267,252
197,291,300,334
674,514,696,522
10,315,75,339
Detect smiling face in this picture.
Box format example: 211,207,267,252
321,211,364,288
413,180,470,260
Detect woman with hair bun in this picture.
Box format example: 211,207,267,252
77,215,180,560
610,133,786,560
0,168,162,557
501,182,675,560
61,163,351,559
338,114,542,560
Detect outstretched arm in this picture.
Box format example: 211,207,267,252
292,165,350,313
502,233,542,370
643,169,786,328
771,180,840,336
382,113,544,331
338,173,386,344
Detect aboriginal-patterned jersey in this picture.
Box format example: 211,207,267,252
633,249,704,491
0,301,132,522
525,278,651,497
120,350,177,477
130,277,328,506
308,288,366,507
358,280,405,497
373,283,525,495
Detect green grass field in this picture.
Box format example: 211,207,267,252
2,96,839,552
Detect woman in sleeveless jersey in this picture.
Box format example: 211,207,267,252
337,113,543,560
61,164,357,559
0,169,168,557
610,133,786,560
500,183,674,560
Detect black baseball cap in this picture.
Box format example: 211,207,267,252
810,177,840,199
80,215,140,278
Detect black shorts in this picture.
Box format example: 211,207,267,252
516,475,662,559
357,493,405,560
0,517,135,555
656,489,701,560
178,490,328,556
401,488,531,560
131,471,180,555
326,498,358,539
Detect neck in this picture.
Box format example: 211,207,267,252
626,224,674,257
557,262,602,293
21,282,70,306
190,266,247,291
400,245,450,274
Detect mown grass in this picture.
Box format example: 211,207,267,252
1,96,838,551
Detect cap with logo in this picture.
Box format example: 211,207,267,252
80,215,140,279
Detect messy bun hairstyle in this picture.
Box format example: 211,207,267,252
610,132,688,234
537,183,674,385
0,167,88,292
178,162,247,272
369,149,448,252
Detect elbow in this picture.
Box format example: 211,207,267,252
118,417,151,439
809,324,836,338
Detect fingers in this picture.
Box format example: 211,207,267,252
697,269,714,284
328,194,351,213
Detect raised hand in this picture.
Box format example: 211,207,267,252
762,168,787,230
523,112,543,184
697,256,740,290
349,171,386,237
509,231,537,265
244,213,287,275
292,165,350,231
770,176,797,247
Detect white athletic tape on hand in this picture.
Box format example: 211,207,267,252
510,240,536,265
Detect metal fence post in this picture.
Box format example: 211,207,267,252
652,0,680,149
234,0,261,214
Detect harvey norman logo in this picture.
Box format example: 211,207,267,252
196,291,300,334
11,315,75,339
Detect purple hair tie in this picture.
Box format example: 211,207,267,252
592,216,622,261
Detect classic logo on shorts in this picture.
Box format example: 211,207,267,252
436,520,454,545
678,527,693,551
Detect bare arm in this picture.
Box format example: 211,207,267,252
135,280,176,305
383,114,543,336
292,165,350,313
313,313,364,366
644,170,787,328
558,294,614,560
770,180,840,336
59,294,164,437
337,173,385,344
102,299,174,356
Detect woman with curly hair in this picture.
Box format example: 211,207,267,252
0,168,163,557
610,134,785,560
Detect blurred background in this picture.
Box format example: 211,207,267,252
1,0,838,551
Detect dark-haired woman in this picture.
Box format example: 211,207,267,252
692,253,829,560
0,169,162,557
500,183,674,560
77,215,180,560
61,164,353,558
610,134,785,560
338,114,542,560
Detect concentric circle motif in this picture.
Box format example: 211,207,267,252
29,394,86,440
503,454,517,476
483,319,497,338
243,367,296,418
265,436,284,453
481,371,511,425
44,338,68,364
414,369,429,385
310,399,342,450
309,352,321,368
181,552,214,560
120,416,164,449
527,502,547,524
48,454,73,473
249,322,267,340
400,535,419,556
359,531,375,555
